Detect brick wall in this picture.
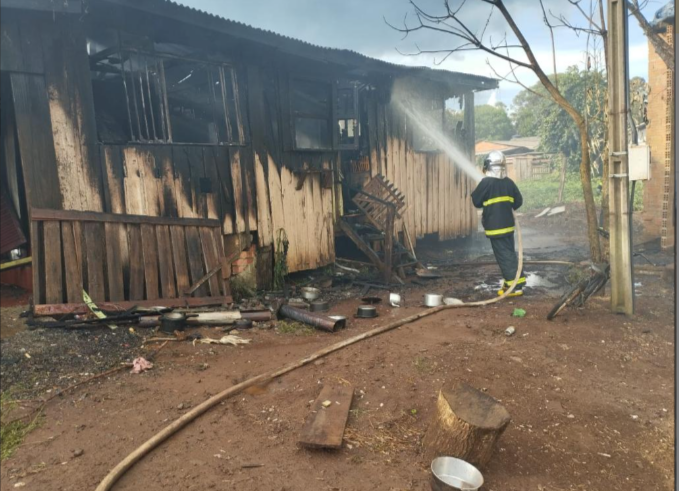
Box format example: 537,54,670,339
231,244,256,276
643,27,675,248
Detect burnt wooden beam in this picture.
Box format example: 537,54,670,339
34,296,233,317
31,208,220,228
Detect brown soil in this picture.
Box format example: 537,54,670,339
1,271,674,491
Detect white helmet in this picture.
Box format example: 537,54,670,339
483,150,506,178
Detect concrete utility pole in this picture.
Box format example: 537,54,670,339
607,0,635,315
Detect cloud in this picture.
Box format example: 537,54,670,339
183,0,651,106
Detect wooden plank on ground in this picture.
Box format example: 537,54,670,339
156,224,177,298
299,384,354,449
104,222,125,301
185,226,208,296
140,224,160,300
169,225,190,294
43,221,63,304
34,296,232,316
61,221,83,303
127,224,145,301
83,221,106,302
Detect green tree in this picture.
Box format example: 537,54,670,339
474,103,515,141
512,67,608,174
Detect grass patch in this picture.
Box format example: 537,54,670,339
518,172,643,211
1,392,41,461
276,320,314,336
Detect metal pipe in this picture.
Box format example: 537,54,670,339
279,305,344,333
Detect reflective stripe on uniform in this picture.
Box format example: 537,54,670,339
503,277,526,286
485,226,515,236
483,196,514,207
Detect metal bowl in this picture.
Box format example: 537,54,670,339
309,300,330,312
233,318,253,329
355,305,378,318
430,457,483,491
301,287,321,301
424,293,443,307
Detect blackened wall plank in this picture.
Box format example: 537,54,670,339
43,221,63,304
199,226,221,296
11,73,62,210
140,224,160,300
61,221,83,304
83,221,106,302
214,146,235,235
172,146,196,219
202,147,223,221
185,226,208,297
155,224,177,298
127,224,145,301
104,222,125,302
30,221,44,304
170,225,190,294
101,145,126,214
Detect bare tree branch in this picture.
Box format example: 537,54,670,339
539,0,559,90
386,2,533,68
486,61,548,100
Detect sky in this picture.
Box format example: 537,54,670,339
179,0,662,108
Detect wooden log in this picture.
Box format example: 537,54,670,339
299,384,354,449
422,384,510,468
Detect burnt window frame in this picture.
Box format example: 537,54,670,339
284,74,360,152
335,81,360,151
88,33,247,147
288,75,334,151
411,96,446,154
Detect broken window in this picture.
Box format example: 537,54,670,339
412,97,444,153
291,78,332,150
335,82,359,150
88,31,244,145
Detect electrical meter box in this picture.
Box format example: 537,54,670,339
628,144,650,181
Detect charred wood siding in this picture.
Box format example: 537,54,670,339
365,91,477,242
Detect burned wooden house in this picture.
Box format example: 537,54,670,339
0,0,497,313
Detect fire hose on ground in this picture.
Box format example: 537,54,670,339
94,213,524,491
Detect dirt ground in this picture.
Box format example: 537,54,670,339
0,209,675,491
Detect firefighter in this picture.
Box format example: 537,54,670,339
471,150,526,297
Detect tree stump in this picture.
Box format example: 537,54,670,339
422,384,511,468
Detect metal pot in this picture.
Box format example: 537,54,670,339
301,287,321,301
361,296,382,305
159,312,192,333
424,294,443,307
234,318,253,329
309,300,330,312
355,305,378,318
430,457,483,491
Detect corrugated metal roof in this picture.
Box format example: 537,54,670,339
100,0,498,90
